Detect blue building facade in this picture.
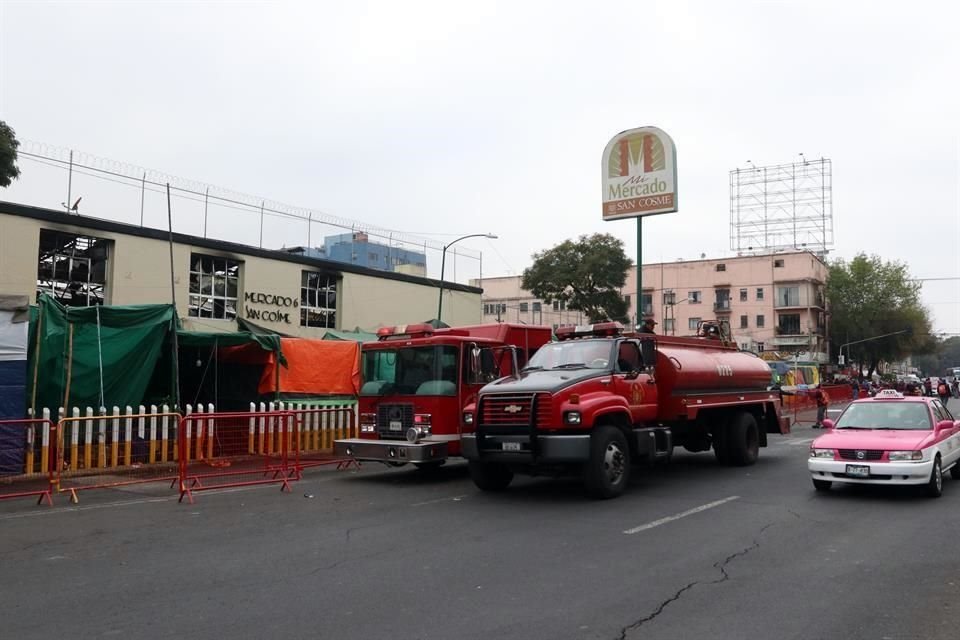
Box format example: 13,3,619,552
285,232,427,275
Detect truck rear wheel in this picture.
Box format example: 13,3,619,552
713,418,732,465
584,426,631,499
728,412,760,466
468,461,513,492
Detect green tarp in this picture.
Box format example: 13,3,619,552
321,328,377,342
29,294,175,411
27,294,284,411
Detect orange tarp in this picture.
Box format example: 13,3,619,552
257,338,360,396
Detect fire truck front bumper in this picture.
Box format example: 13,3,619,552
334,438,449,464
460,433,591,463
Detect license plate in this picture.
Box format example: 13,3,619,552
389,421,403,431
502,442,521,452
846,464,870,478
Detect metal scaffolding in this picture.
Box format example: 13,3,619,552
729,158,833,254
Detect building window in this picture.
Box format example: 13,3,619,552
757,341,765,352
532,302,542,313
715,263,726,272
777,286,800,307
740,315,748,329
778,313,801,335
663,291,676,305
757,314,765,328
300,271,337,328
623,294,631,308
483,304,492,315
553,300,560,312
189,254,239,320
689,290,701,304
641,293,653,315
739,288,748,302
37,230,110,306
369,253,379,262
664,318,675,333
688,317,702,330
520,302,529,313
774,259,785,268
756,287,764,301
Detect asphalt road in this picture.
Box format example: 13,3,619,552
3,418,960,640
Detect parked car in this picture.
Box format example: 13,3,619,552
808,389,960,497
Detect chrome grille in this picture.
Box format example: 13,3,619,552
838,449,884,461
480,393,552,427
377,404,413,440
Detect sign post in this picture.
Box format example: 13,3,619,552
601,127,678,329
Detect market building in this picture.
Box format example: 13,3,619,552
475,249,829,362
0,201,482,335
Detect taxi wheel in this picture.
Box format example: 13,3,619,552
926,456,943,498
812,479,832,492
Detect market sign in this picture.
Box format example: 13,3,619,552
601,126,677,221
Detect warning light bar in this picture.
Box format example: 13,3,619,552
555,322,624,341
377,323,436,340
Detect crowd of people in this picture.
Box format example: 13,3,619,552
845,375,959,406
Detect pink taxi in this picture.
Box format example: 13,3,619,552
808,389,960,497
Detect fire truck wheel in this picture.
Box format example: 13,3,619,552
584,426,631,499
728,411,760,466
468,461,513,491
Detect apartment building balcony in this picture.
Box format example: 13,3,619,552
713,300,732,313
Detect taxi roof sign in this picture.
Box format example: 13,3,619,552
874,389,904,399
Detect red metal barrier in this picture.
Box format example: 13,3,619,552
287,406,359,473
178,411,298,504
55,411,182,504
0,418,56,506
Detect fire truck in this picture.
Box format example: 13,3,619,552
461,321,789,498
333,322,553,469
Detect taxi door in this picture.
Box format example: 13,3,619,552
932,400,960,467
613,340,658,424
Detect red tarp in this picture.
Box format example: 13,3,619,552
221,338,360,396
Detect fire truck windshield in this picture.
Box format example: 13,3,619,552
524,339,614,371
361,345,459,396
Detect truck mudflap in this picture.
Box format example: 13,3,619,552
334,438,449,464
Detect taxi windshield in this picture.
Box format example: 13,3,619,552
835,402,932,431
525,339,613,371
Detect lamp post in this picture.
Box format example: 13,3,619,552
437,233,497,325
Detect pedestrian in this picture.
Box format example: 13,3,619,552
639,318,657,334
923,378,933,397
953,378,960,399
937,379,951,408
812,384,830,429
851,377,860,400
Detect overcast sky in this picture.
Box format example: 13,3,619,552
1,0,958,333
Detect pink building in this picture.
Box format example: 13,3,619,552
474,250,829,362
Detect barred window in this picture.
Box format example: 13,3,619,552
37,230,110,306
300,271,338,328
189,254,240,319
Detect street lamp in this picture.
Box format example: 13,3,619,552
437,232,497,325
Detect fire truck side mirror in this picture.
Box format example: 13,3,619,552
469,344,482,383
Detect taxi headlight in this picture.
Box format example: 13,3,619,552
809,448,834,459
888,450,923,461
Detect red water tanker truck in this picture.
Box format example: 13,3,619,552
461,321,788,498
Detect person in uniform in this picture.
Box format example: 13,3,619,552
639,318,657,334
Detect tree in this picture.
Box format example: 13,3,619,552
0,120,21,188
914,336,960,377
522,233,631,324
827,253,935,377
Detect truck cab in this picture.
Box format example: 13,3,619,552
334,323,551,469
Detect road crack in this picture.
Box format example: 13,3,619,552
616,523,774,640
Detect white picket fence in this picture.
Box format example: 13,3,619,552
25,401,357,471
